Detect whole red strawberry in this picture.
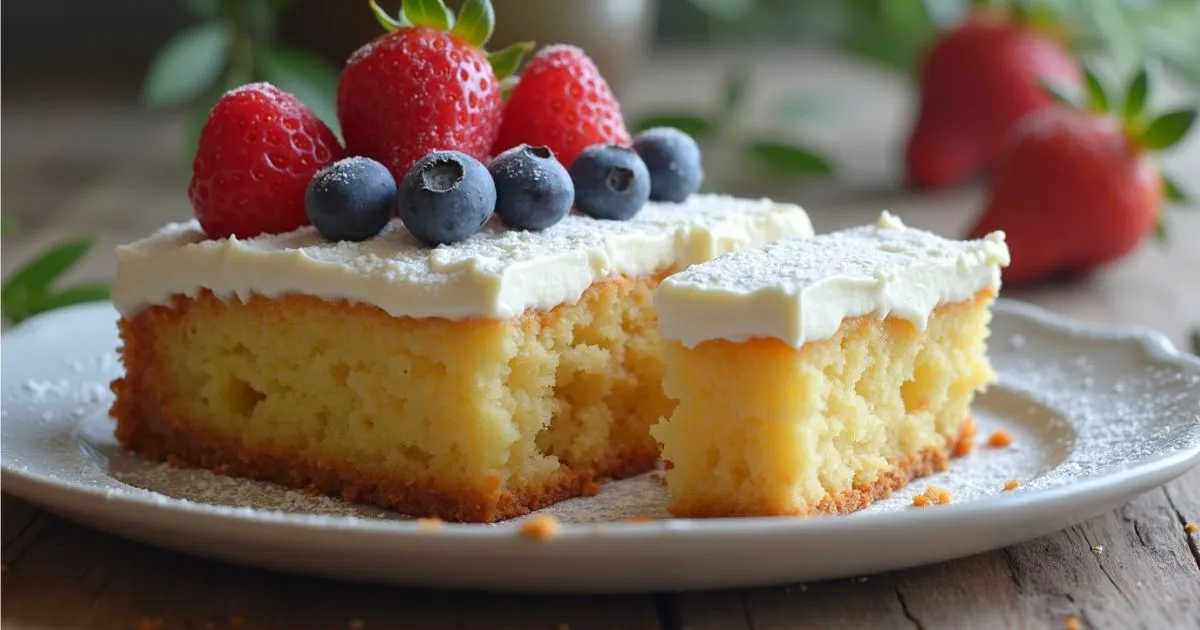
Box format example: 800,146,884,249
967,65,1195,285
189,82,344,240
337,0,529,183
492,44,631,167
906,10,1080,189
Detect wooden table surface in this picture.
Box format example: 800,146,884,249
3,51,1200,629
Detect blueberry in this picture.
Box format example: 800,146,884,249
568,144,650,221
398,151,496,246
488,145,574,231
632,127,704,203
305,157,396,242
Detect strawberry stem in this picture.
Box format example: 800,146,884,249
402,0,454,31
450,0,495,49
369,0,409,32
488,41,534,81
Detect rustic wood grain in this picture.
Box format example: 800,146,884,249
3,50,1200,629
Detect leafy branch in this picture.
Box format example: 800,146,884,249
0,221,109,325
631,0,836,190
143,0,341,161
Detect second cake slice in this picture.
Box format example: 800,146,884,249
650,212,1010,518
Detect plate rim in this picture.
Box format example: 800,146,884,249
2,298,1199,543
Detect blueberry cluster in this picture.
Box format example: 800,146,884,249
304,127,703,246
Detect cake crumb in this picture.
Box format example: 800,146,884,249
1003,479,1020,491
1064,616,1082,630
1090,544,1104,554
913,485,952,506
911,494,930,507
520,515,560,540
416,518,444,530
1185,522,1199,534
987,430,1013,448
137,619,164,630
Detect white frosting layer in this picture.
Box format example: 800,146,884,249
113,195,814,320
654,211,1010,348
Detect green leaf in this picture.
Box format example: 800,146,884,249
1,239,96,301
369,0,408,31
744,141,836,179
182,0,221,18
256,47,342,136
1141,109,1197,150
141,23,231,108
487,42,534,81
1041,81,1076,107
1082,64,1110,112
1123,65,1150,121
1153,215,1168,242
686,0,754,24
721,68,748,119
28,284,112,315
402,0,454,30
1162,173,1189,203
631,114,716,139
450,0,494,48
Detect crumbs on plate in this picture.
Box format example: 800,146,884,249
911,485,952,507
416,518,444,530
987,430,1013,448
520,514,560,540
1003,479,1020,491
1185,522,1199,534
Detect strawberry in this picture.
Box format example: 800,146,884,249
967,64,1196,285
189,82,345,240
905,9,1080,189
337,0,529,183
492,44,631,168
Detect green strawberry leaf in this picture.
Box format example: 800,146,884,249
256,46,342,136
369,0,409,31
403,0,455,31
450,0,495,48
1154,215,1168,242
1141,109,1197,150
745,141,836,179
487,42,534,81
1162,173,1189,203
1,239,97,303
1082,64,1110,113
141,22,231,108
1123,64,1150,122
1041,81,1076,107
631,114,716,140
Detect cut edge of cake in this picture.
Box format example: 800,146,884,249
650,211,1009,518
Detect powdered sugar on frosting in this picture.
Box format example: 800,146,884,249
655,211,1011,347
112,195,813,320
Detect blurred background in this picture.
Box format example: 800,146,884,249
2,0,1199,339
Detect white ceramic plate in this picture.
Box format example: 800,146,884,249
2,301,1198,592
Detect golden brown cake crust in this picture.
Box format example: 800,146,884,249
111,282,665,524
666,419,974,519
